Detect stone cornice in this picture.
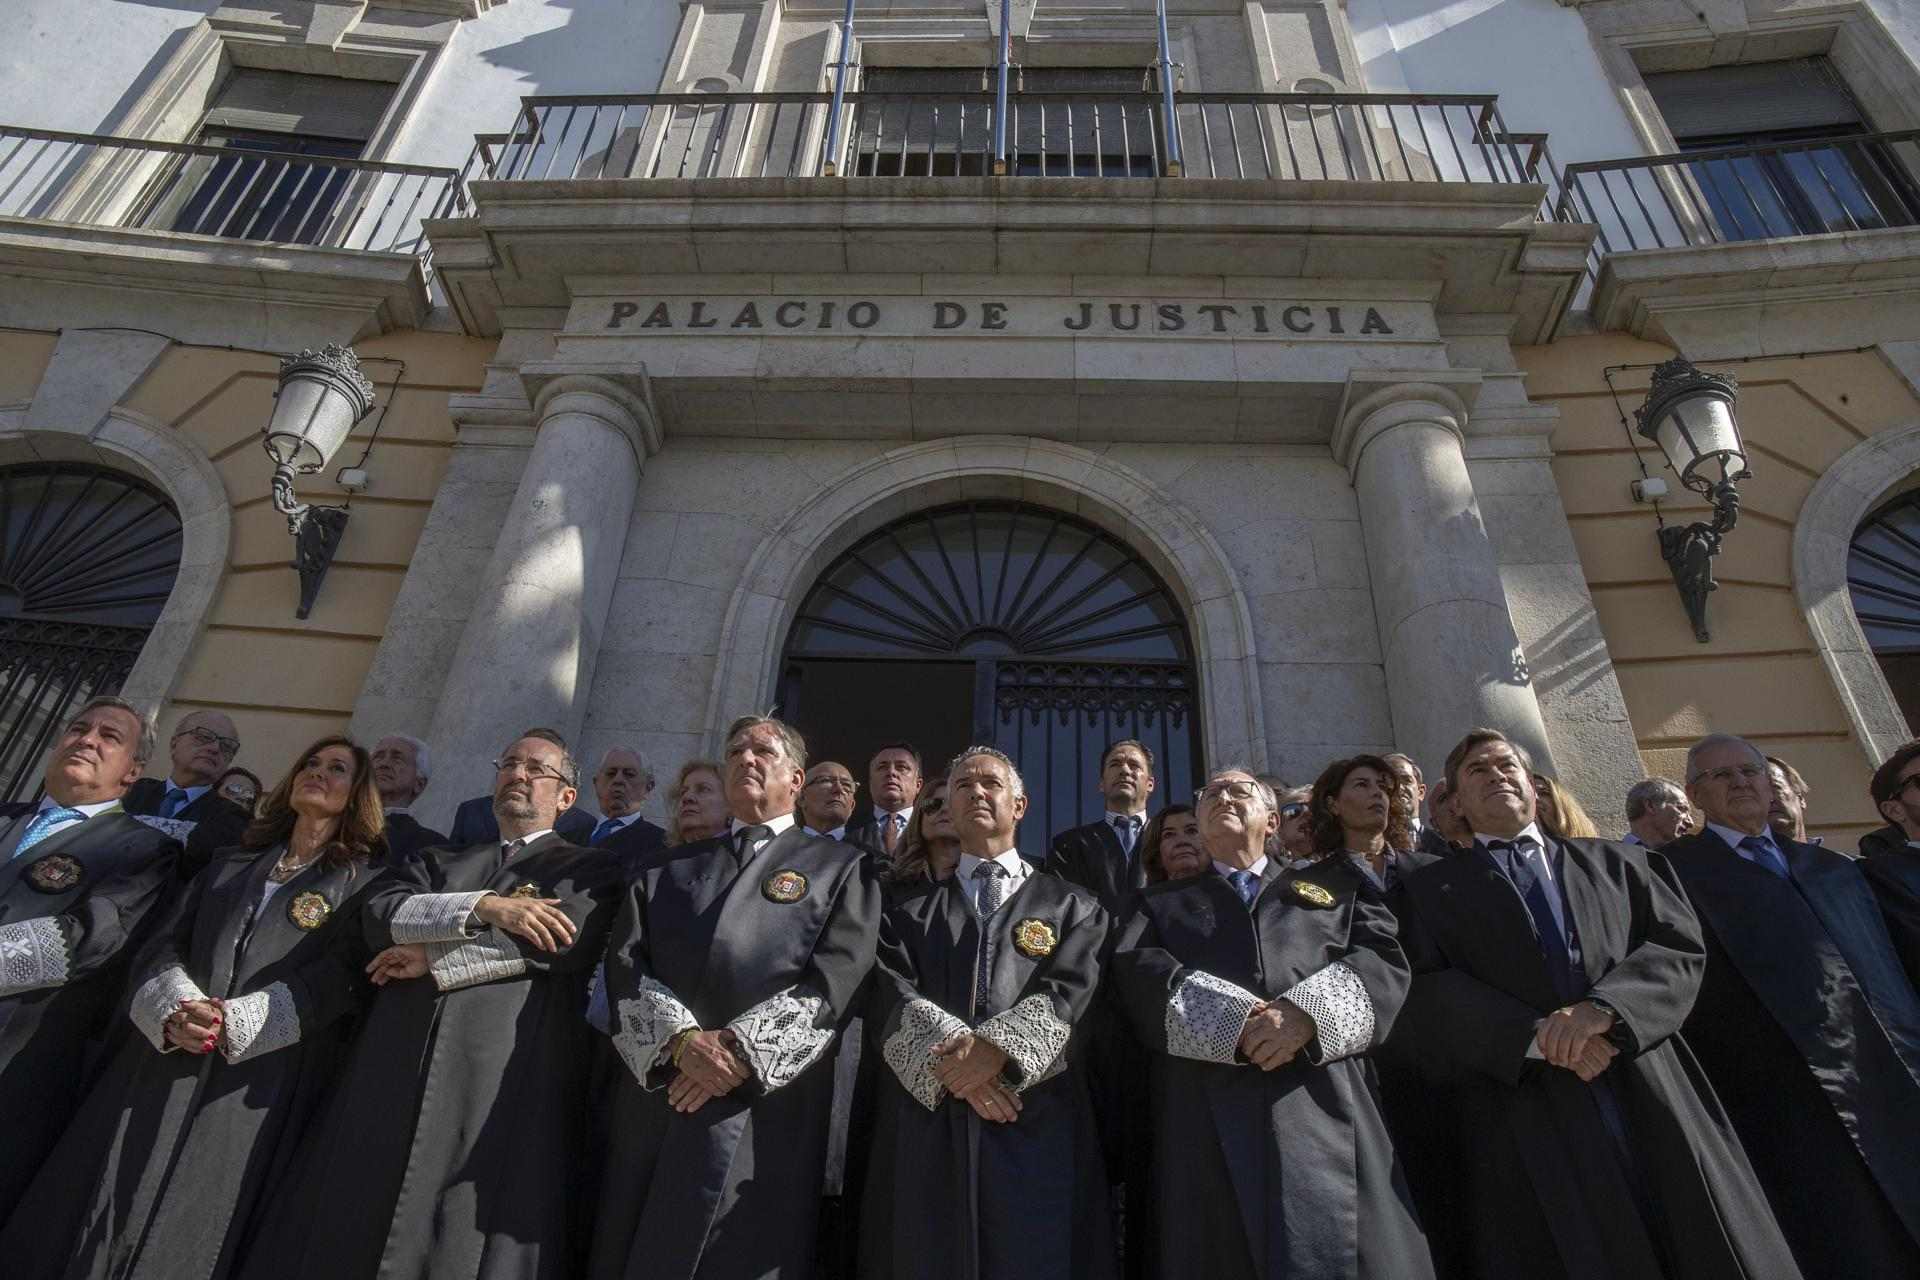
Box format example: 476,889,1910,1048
1330,369,1483,478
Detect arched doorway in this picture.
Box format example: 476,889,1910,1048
0,464,183,801
779,500,1202,845
1849,487,1920,732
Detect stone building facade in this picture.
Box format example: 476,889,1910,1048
2,0,1918,845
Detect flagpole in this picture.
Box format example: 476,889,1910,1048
1157,0,1183,177
821,0,857,176
992,0,1012,175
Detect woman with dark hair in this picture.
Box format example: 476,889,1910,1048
0,736,391,1280
1309,754,1433,890
887,776,961,885
1141,803,1206,882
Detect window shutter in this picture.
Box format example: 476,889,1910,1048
203,69,393,141
1644,58,1864,142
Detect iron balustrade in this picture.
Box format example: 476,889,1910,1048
0,125,464,258
1556,129,1920,279
459,89,1554,192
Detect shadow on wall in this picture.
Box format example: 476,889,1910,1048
473,0,685,87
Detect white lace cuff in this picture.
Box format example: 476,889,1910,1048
130,964,209,1052
881,998,969,1111
0,915,71,996
728,987,836,1092
1281,961,1376,1063
611,976,699,1089
1166,970,1261,1064
975,993,1072,1091
220,982,302,1063
132,814,196,842
426,926,526,991
390,890,492,943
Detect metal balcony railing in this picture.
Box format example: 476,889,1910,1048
454,89,1556,196
1555,129,1920,278
0,126,464,259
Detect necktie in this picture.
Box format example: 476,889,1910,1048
1112,814,1141,856
1739,834,1791,880
497,838,524,872
883,812,905,854
14,806,83,858
1227,868,1260,906
590,818,621,847
972,861,1008,1013
1489,837,1576,999
735,824,772,863
160,787,190,819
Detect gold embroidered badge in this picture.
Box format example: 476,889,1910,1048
1291,881,1336,908
762,869,808,903
508,882,542,899
1012,917,1058,958
26,854,83,893
288,891,331,930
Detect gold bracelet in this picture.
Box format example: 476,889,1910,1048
669,1029,694,1066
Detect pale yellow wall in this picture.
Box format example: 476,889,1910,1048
1518,334,1920,849
3,326,493,791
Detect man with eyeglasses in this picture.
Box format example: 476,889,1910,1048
801,761,860,842
591,714,880,1280
1111,767,1427,1280
1661,732,1920,1279
1863,740,1920,989
123,710,250,871
263,727,625,1279
447,744,598,847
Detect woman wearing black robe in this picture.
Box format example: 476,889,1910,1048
0,735,390,1280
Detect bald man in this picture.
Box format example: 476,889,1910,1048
122,710,250,876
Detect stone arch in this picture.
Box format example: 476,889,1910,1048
1792,423,1920,763
0,406,231,717
704,436,1268,769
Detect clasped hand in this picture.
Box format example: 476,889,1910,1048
1237,999,1315,1071
933,1031,1021,1124
667,1029,750,1114
163,997,224,1054
1536,1000,1618,1081
473,894,576,952
367,944,430,985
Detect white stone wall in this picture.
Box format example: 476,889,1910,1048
580,435,1390,820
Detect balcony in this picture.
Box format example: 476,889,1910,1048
1555,130,1920,339
0,126,463,332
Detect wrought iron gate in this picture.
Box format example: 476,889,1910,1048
0,464,182,802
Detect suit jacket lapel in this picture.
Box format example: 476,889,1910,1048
1455,850,1563,1011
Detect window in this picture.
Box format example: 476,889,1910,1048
1644,58,1920,241
134,68,394,245
1849,490,1920,734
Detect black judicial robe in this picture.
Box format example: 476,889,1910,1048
1860,838,1920,991
0,846,389,1280
0,805,180,1221
123,779,250,880
862,869,1115,1280
1661,831,1920,1279
241,834,623,1280
1111,858,1431,1280
381,810,449,863
590,825,881,1280
1390,837,1802,1280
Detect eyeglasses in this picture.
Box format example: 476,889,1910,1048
176,726,240,757
1895,774,1920,800
1279,802,1308,819
493,756,572,786
920,796,944,813
806,776,858,794
1197,780,1263,805
1695,763,1766,787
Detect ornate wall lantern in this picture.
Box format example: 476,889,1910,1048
262,345,375,619
1634,357,1746,643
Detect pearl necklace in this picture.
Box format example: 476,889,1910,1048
269,843,321,883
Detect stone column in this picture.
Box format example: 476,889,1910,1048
1334,376,1555,779
421,369,658,822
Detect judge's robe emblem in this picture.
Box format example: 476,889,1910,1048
288,891,331,930
1013,917,1058,958
26,854,83,893
1291,880,1336,909
762,869,809,903
508,882,542,899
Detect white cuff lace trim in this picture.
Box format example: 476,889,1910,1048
426,926,526,991
1166,970,1261,1064
975,993,1072,1091
220,982,302,1063
1281,961,1376,1063
132,815,196,842
390,890,491,943
727,987,836,1092
130,964,209,1052
0,915,71,996
881,998,969,1110
611,976,699,1090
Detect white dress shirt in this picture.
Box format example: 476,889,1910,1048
1211,855,1271,880
1472,822,1553,882
956,846,1030,915
804,824,848,842
21,793,121,849
729,810,797,856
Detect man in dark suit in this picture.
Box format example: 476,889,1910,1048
1622,776,1692,849
1863,740,1920,989
371,733,447,862
448,763,596,846
585,746,666,868
121,709,249,875
1385,752,1454,861
1390,728,1802,1280
843,742,922,862
1046,739,1157,917
0,695,183,1221
1662,732,1920,1280
799,761,859,842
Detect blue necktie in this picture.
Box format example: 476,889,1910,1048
1739,834,1790,880
1227,868,1260,906
1112,815,1141,856
15,806,83,857
160,787,190,819
972,862,1007,1014
1490,837,1576,1000
591,818,621,847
